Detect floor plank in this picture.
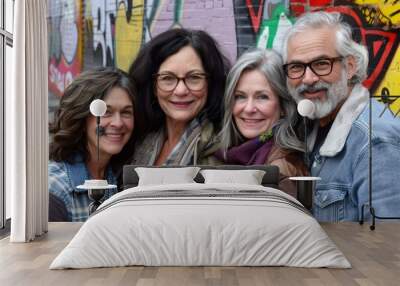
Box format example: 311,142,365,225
0,222,399,286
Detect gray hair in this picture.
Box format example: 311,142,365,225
281,11,368,84
220,48,304,155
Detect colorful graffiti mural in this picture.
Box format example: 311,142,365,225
351,0,400,114
47,0,400,115
114,1,144,71
145,0,237,61
48,0,83,97
355,0,400,26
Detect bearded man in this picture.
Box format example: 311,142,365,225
282,11,400,222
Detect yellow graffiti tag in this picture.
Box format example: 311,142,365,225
354,0,400,25
375,47,400,116
115,1,144,72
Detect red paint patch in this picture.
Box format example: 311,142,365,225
310,0,332,6
290,4,305,17
246,0,265,34
372,41,383,57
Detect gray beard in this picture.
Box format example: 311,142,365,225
288,69,349,119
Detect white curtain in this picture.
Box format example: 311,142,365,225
7,0,48,242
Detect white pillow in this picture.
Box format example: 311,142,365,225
200,169,266,185
135,167,200,186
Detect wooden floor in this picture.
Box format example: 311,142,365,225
0,222,399,286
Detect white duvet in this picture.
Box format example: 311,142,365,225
50,183,350,269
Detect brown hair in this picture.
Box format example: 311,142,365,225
49,67,137,172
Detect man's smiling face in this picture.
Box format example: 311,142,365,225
286,26,355,119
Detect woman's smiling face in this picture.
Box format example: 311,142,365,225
233,69,281,139
86,87,134,161
155,45,208,126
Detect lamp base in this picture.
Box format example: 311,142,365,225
289,176,321,211
88,188,106,215
76,180,117,215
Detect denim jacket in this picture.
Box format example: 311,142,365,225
309,84,400,222
48,153,117,221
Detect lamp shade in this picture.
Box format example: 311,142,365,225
297,99,315,118
90,99,107,117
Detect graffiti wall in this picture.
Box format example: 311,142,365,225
47,0,400,114
48,0,83,98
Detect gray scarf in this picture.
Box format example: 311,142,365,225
131,117,215,165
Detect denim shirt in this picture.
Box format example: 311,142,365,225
48,153,117,221
309,84,400,222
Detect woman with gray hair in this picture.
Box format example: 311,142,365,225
215,48,307,196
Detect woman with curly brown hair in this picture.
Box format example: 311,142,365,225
48,67,137,222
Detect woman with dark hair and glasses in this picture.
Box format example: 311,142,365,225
49,67,137,221
129,28,230,165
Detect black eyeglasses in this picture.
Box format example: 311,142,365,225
154,72,208,92
283,57,343,79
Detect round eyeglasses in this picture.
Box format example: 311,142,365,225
283,57,343,79
154,72,208,92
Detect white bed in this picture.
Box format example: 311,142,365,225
50,183,350,269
